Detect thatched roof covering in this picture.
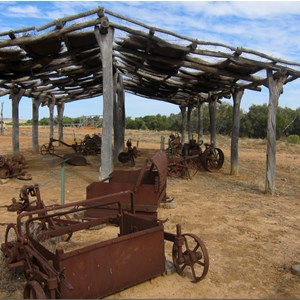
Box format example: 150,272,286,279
0,6,299,107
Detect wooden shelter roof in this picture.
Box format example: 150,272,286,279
0,6,299,107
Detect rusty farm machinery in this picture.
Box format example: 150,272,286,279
40,134,102,165
166,135,225,179
0,154,31,180
1,150,209,299
118,138,140,166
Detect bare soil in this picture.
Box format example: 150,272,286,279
0,126,299,299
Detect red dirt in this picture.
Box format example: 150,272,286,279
0,126,299,299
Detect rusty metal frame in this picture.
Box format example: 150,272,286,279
1,150,209,298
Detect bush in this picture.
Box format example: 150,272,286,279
287,135,300,144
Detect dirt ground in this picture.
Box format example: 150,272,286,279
0,126,299,299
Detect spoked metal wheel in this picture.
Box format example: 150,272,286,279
3,223,19,264
172,232,209,282
40,144,54,155
186,157,199,178
23,280,46,299
201,147,224,172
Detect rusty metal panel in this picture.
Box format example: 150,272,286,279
56,225,165,299
86,182,160,213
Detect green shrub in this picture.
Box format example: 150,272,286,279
287,134,300,144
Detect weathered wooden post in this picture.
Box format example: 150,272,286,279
48,96,55,140
208,95,217,147
187,102,193,141
32,96,41,151
57,102,65,142
180,104,187,146
197,99,204,144
95,17,114,180
230,89,244,175
113,71,125,159
265,69,287,195
10,86,24,153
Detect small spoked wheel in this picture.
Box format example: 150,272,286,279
24,281,46,299
201,147,224,172
172,233,209,282
3,223,19,264
186,157,199,178
40,144,54,155
4,223,18,245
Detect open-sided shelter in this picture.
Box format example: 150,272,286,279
0,6,299,194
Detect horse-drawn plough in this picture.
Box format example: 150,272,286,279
39,134,102,165
1,150,209,299
40,134,102,157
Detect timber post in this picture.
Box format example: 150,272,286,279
113,71,125,159
187,102,193,141
265,69,288,195
197,98,204,144
48,96,55,140
10,86,24,154
208,95,217,147
230,89,244,175
32,96,41,151
57,102,65,142
180,104,187,146
95,18,114,180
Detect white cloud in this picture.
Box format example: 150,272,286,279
7,5,41,17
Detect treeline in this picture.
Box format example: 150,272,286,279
125,103,300,139
23,103,300,139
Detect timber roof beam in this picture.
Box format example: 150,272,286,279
0,6,298,107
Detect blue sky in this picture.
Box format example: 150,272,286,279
1,1,300,120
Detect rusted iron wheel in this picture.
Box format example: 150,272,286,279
3,223,19,264
172,233,209,282
40,143,54,155
4,223,18,245
186,157,199,178
201,147,224,172
168,163,185,178
23,281,46,299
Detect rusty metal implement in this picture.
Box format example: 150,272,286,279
167,137,225,178
1,151,209,298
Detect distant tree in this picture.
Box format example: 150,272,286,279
216,103,233,135
39,117,50,126
168,113,182,132
246,104,268,139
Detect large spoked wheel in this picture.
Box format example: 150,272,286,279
201,147,224,172
24,281,46,299
172,233,209,282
